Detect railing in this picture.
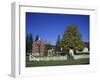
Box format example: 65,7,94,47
29,54,89,61
29,55,67,61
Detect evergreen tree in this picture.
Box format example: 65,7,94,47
26,33,33,56
55,34,61,52
29,33,33,53
61,24,84,52
35,35,39,41
26,34,29,54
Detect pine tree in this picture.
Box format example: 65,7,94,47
26,34,29,54
26,33,33,56
35,35,39,41
55,34,61,52
29,33,33,53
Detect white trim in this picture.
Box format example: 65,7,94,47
11,2,97,78
11,2,20,77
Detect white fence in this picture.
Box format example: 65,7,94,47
29,54,89,61
29,55,67,61
74,55,89,59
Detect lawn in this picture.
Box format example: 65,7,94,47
26,56,89,67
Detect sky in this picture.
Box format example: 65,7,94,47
26,12,90,45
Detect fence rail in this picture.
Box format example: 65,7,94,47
29,54,89,61
29,55,67,61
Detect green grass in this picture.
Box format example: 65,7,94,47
26,56,89,67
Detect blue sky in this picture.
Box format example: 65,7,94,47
26,12,90,45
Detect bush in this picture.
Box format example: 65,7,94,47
74,52,89,55
60,51,67,56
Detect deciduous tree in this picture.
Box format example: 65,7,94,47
61,24,84,52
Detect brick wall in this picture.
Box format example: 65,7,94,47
32,39,45,56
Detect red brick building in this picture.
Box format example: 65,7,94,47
32,38,45,56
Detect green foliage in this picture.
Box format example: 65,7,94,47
26,33,33,55
55,34,61,52
26,34,29,54
61,24,84,51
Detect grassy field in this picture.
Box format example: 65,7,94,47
26,56,89,67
